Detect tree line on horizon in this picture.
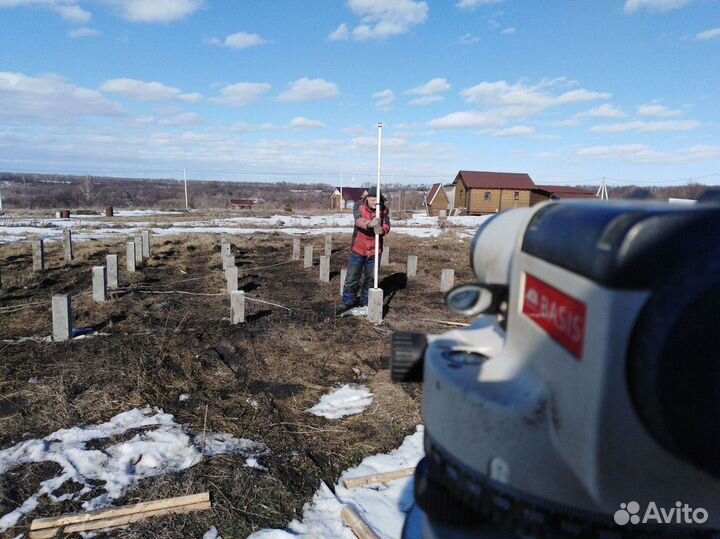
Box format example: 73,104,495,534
0,172,714,211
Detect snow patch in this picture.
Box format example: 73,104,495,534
248,426,425,539
307,385,373,419
0,407,267,532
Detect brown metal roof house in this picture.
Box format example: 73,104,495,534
229,198,256,209
533,185,597,200
425,183,451,216
453,170,537,215
329,187,367,210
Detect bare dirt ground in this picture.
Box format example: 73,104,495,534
0,228,474,538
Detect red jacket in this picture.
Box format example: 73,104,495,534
351,197,391,257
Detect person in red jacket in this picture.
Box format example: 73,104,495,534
342,186,391,309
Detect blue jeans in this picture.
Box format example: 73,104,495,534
343,252,376,306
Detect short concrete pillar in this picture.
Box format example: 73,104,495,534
324,234,332,256
92,266,107,303
407,255,418,278
340,267,347,296
381,246,390,267
292,238,301,260
106,254,119,289
126,242,137,273
63,230,73,262
304,246,313,268
367,287,384,324
226,265,239,294
133,236,143,266
221,241,231,259
141,230,151,258
52,294,73,342
32,240,45,272
223,253,236,270
440,268,455,292
319,255,330,282
231,290,245,324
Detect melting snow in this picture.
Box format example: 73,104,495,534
0,407,267,533
307,385,374,419
247,426,424,539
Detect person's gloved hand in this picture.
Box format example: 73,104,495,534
368,218,381,228
373,226,383,235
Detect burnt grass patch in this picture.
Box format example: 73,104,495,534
0,230,474,538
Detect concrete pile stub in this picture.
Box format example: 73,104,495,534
407,255,418,278
106,254,119,289
92,266,107,303
367,287,384,324
440,269,455,292
126,242,137,273
226,265,239,294
304,246,313,268
52,294,73,341
32,240,45,272
292,238,301,260
231,290,245,324
63,230,74,262
319,255,330,282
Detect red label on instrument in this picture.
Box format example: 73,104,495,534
522,274,586,359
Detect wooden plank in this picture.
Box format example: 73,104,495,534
342,467,416,489
341,505,380,539
30,492,209,531
29,501,211,538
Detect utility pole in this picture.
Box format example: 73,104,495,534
340,172,344,210
183,168,189,210
0,176,3,211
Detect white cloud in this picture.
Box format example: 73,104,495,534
99,0,203,22
68,27,99,38
501,27,515,34
231,121,277,132
578,143,720,164
0,71,124,122
490,125,535,136
624,0,694,13
405,78,450,105
373,89,395,109
590,120,700,133
430,79,609,130
53,3,91,22
209,82,272,107
427,110,509,129
636,103,682,117
456,33,480,44
456,0,503,9
696,27,720,40
100,78,202,102
290,117,326,129
405,77,451,96
333,0,428,41
409,95,443,106
278,78,339,102
582,104,626,118
158,112,205,126
328,23,350,41
206,31,267,49
462,80,609,110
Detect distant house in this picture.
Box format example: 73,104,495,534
229,198,256,209
531,185,597,205
425,183,450,216
329,187,367,210
452,170,537,215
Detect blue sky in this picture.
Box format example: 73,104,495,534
0,0,719,187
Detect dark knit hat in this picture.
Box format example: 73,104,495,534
366,186,378,197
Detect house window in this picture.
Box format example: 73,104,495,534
484,191,491,201
514,191,520,200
